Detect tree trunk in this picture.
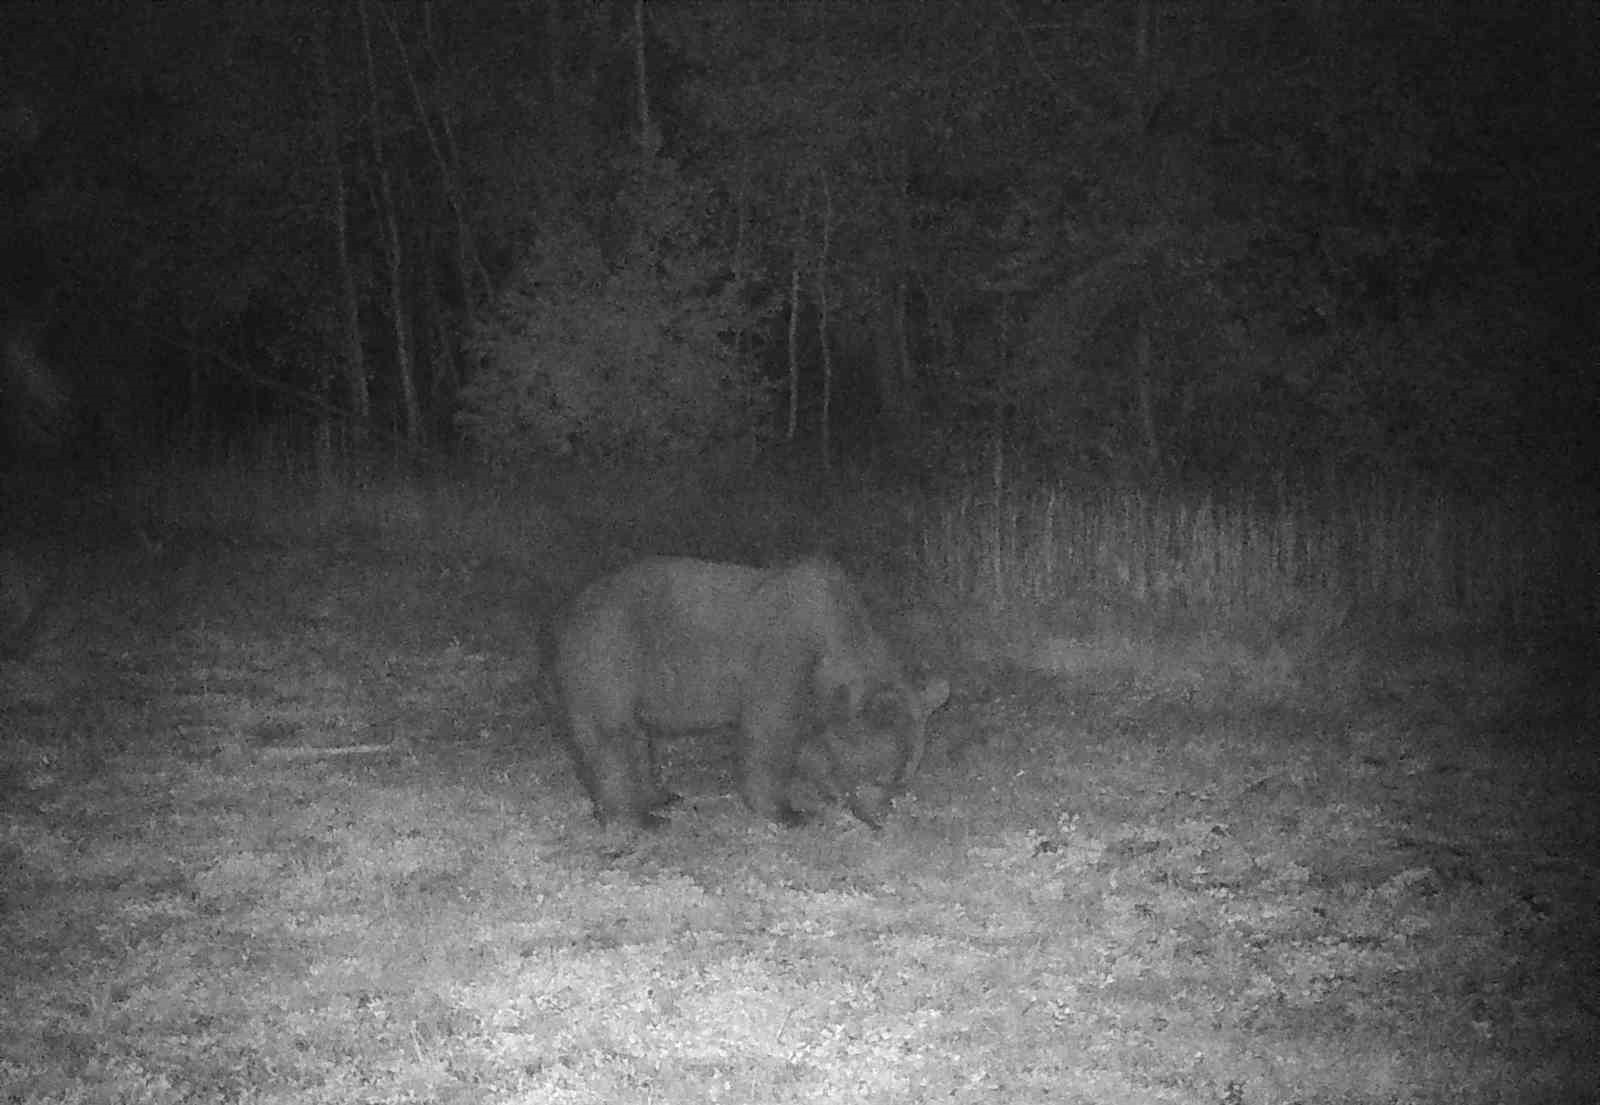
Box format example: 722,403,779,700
1135,315,1161,475
316,18,368,450
631,0,654,151
870,274,916,445
360,0,419,448
786,246,800,443
816,171,834,472
868,121,921,451
383,201,421,448
382,0,491,305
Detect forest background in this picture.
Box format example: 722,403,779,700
1,0,1592,496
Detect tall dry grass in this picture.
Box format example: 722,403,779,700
87,432,1600,650
918,476,1596,641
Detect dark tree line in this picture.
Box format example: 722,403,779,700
2,0,1594,484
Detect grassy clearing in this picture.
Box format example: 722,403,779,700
2,458,1595,1104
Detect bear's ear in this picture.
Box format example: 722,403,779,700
919,677,950,716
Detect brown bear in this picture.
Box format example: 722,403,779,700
552,556,948,829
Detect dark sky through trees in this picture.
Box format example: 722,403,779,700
0,0,1593,484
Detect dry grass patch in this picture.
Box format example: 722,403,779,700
2,470,1595,1104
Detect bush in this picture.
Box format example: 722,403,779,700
459,161,774,465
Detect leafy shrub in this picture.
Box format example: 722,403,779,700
459,160,774,465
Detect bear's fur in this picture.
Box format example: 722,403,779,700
552,556,948,828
